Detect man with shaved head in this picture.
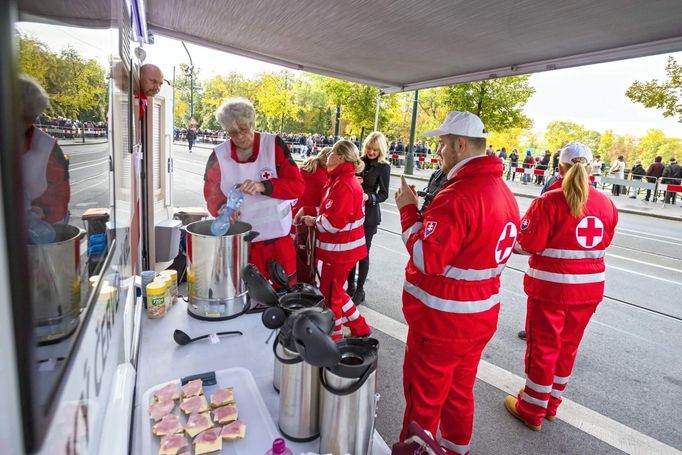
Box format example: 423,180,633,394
140,64,164,97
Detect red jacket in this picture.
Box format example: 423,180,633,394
400,155,520,341
516,186,618,304
292,165,329,216
203,133,304,216
315,162,367,264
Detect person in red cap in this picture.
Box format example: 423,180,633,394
395,111,520,455
505,142,618,430
298,140,371,340
204,97,304,285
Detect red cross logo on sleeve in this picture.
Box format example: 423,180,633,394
495,222,518,263
260,168,273,180
575,216,604,248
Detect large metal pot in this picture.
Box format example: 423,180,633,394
185,220,257,320
28,224,84,344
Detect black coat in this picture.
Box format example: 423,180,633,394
631,164,646,180
360,157,391,226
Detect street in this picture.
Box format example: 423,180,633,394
169,142,682,454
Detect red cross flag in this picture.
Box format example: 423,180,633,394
575,216,604,248
495,222,518,263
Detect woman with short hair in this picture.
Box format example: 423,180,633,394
505,142,618,431
346,132,391,304
298,140,371,340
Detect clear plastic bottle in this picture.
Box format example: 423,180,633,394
210,185,245,236
27,210,56,244
265,438,293,455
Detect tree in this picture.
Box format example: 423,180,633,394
636,129,682,165
626,56,682,122
441,76,535,132
597,129,616,158
198,72,256,130
174,63,203,128
18,34,107,122
542,121,600,153
254,71,298,133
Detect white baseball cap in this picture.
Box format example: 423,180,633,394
559,142,593,165
423,111,487,138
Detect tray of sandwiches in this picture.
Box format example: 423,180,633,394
141,367,279,455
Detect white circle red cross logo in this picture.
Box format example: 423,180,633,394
495,222,518,264
575,216,604,248
259,168,273,180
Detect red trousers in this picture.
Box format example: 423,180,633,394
250,235,296,288
319,261,370,340
516,298,599,426
401,329,493,455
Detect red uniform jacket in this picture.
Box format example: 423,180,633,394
315,162,367,264
400,155,520,341
292,165,329,216
516,187,618,304
203,133,304,216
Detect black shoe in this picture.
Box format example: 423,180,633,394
352,288,365,305
518,330,526,340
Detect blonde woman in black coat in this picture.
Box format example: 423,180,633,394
347,132,391,304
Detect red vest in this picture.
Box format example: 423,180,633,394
516,187,618,304
315,162,367,264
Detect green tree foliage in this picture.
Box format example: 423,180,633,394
441,76,535,133
18,34,107,121
635,129,682,165
174,63,202,128
625,56,682,122
198,72,256,130
542,121,601,153
254,71,299,133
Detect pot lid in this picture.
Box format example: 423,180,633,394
242,264,278,306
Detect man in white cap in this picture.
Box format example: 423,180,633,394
395,111,520,455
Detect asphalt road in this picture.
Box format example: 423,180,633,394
62,141,111,228
170,143,682,453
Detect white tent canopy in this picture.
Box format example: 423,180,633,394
19,0,682,92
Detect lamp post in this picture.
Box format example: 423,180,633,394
181,41,194,119
405,90,419,175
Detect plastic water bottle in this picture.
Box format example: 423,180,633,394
265,438,293,455
27,211,56,244
210,185,244,236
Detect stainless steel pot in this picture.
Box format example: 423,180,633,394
28,224,85,344
185,220,256,320
320,338,380,455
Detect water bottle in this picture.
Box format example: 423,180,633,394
27,211,56,244
265,438,293,455
210,185,244,236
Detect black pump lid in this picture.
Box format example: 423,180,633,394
327,338,379,379
242,264,279,306
290,308,340,368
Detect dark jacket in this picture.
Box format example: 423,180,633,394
646,162,665,183
360,156,391,226
539,154,551,170
509,152,519,166
630,164,646,180
420,168,448,213
662,162,682,184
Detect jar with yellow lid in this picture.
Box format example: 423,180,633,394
146,281,167,318
159,269,178,306
155,275,172,310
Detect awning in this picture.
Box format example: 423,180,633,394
19,0,682,93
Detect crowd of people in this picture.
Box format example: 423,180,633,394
35,114,107,139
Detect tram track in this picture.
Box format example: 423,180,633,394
376,226,682,323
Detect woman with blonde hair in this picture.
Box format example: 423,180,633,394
346,132,391,304
292,147,332,283
298,140,371,340
505,142,618,430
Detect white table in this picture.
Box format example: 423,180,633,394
131,299,391,454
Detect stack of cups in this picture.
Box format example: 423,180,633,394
141,270,157,308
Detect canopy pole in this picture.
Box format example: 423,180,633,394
404,90,419,175
373,91,382,131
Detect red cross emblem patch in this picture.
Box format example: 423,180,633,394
325,199,333,209
575,216,604,248
259,168,273,180
495,222,518,263
424,221,437,238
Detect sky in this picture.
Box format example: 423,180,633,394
16,22,682,139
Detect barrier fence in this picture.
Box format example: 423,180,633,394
36,124,108,140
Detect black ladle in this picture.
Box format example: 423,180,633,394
173,329,243,346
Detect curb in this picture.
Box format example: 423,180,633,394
391,171,682,222
61,140,109,147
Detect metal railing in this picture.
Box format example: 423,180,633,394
36,123,108,140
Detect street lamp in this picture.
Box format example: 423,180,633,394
181,41,194,120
